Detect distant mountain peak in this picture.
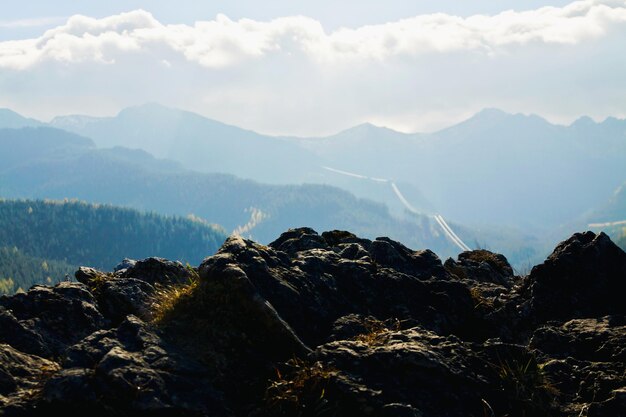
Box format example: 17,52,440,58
336,122,408,138
571,115,596,127
449,108,553,130
475,108,509,118
0,109,43,129
117,102,182,118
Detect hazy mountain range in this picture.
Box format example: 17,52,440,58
0,126,474,263
44,104,626,230
1,104,624,268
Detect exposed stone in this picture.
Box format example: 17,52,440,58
445,249,515,287
0,230,625,416
0,282,106,358
118,257,195,286
530,316,626,362
525,231,626,323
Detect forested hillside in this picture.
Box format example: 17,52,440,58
0,247,75,294
0,199,227,293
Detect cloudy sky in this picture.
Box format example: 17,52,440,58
0,0,625,135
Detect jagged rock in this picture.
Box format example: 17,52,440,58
74,266,106,285
328,314,379,341
42,316,226,416
201,230,474,346
369,237,447,279
525,231,626,323
76,266,157,324
539,357,625,416
530,316,626,362
193,259,312,360
444,249,515,287
0,344,60,415
302,327,559,417
269,227,330,255
0,229,624,416
114,258,137,273
0,282,106,358
321,230,371,248
0,307,50,358
529,317,626,415
93,278,156,324
119,257,197,286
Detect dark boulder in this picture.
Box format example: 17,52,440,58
201,231,474,347
0,282,106,358
76,265,163,325
445,249,515,287
525,231,626,323
0,307,51,358
96,278,156,324
269,227,330,256
530,316,626,362
42,315,226,416
0,344,60,415
118,257,196,286
0,229,624,417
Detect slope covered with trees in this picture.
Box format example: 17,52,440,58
0,199,227,293
0,247,75,294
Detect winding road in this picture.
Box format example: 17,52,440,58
323,165,472,252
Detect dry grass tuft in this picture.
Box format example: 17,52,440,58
355,317,401,346
465,250,511,275
150,279,199,324
264,358,339,417
493,353,559,416
470,287,495,310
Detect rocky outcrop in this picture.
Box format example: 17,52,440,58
524,232,626,322
0,228,623,416
203,230,473,347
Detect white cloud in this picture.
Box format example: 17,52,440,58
1,1,626,70
0,1,625,135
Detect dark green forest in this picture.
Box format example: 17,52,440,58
0,246,75,294
0,199,227,293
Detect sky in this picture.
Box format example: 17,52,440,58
0,0,625,135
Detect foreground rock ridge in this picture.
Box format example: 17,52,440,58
0,228,624,417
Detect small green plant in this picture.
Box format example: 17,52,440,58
264,358,339,417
